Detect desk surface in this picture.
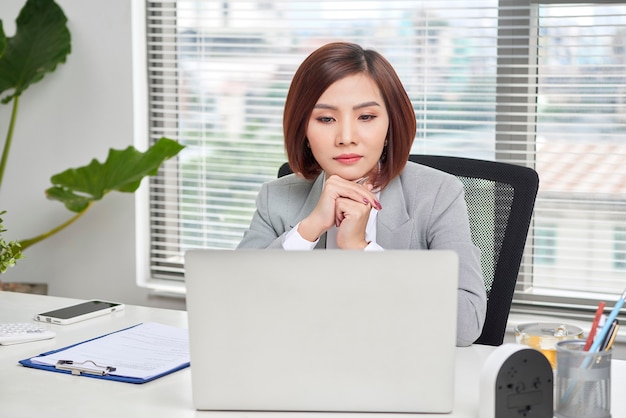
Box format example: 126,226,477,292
1,292,625,418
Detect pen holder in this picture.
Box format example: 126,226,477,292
555,340,611,418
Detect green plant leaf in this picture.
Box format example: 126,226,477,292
0,22,6,58
46,137,185,212
0,210,23,273
0,0,71,104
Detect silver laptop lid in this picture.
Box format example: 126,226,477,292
185,249,458,413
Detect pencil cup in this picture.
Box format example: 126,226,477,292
555,340,611,418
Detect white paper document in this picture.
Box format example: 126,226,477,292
31,322,189,380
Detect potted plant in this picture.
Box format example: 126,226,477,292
0,0,184,281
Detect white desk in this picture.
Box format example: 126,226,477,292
1,292,625,418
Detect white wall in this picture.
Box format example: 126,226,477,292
0,0,184,310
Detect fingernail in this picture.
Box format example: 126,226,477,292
375,200,382,210
363,198,370,205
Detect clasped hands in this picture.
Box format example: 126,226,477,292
297,175,381,249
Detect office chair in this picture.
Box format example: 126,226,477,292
277,155,539,346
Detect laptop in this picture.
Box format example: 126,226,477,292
184,249,459,413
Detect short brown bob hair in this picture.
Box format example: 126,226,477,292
283,42,416,190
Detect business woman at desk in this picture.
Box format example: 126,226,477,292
237,42,486,347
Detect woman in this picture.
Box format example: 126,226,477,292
237,42,486,346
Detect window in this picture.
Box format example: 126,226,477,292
142,1,626,320
513,1,626,318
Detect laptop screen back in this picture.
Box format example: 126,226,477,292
185,249,459,413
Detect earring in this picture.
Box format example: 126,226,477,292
380,144,388,162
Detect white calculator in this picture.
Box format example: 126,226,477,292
0,322,56,345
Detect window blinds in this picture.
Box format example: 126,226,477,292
513,1,626,317
145,0,626,317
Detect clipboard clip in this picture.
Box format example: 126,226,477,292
55,360,117,376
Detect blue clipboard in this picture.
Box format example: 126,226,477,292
18,323,190,384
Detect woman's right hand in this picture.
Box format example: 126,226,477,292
297,175,380,243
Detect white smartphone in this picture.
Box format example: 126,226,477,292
34,300,125,325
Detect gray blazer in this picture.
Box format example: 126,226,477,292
237,162,487,346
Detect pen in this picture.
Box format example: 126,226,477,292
605,322,620,351
600,319,618,351
589,289,626,353
584,301,605,351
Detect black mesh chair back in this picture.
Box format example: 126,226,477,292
277,155,539,346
